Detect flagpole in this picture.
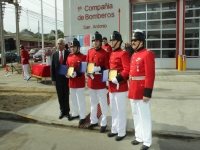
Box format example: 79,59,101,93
41,0,44,63
55,0,58,43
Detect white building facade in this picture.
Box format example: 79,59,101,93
63,0,200,69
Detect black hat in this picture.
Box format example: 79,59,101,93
92,31,102,42
131,29,145,42
19,45,24,49
102,37,107,41
110,31,123,42
70,38,80,47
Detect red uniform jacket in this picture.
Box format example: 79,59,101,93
102,44,112,53
128,48,155,100
66,52,86,88
108,48,130,92
86,47,109,89
20,49,30,65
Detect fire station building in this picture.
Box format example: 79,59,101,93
63,0,200,69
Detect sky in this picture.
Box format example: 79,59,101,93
3,0,63,34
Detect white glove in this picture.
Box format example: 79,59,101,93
111,78,118,84
65,75,70,78
93,66,101,72
90,74,94,80
71,71,77,78
111,78,119,90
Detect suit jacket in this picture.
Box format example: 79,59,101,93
51,50,70,84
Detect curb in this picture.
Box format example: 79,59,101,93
1,110,200,139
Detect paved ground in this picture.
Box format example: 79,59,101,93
0,66,200,137
1,120,200,150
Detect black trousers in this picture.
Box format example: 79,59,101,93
55,82,70,114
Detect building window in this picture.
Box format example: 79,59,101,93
151,50,161,58
185,0,200,56
29,41,35,46
132,2,176,58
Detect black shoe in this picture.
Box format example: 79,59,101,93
87,123,98,130
65,113,70,118
68,115,79,121
107,132,118,137
100,125,107,133
79,119,85,125
27,77,31,81
115,135,126,141
65,114,71,121
140,145,150,150
131,140,141,145
59,112,65,119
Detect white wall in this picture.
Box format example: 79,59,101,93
187,58,200,69
155,58,200,69
63,0,70,36
155,58,176,68
63,0,130,43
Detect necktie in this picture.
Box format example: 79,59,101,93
60,51,63,64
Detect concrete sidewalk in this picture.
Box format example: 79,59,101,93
0,68,200,138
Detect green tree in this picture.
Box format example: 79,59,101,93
58,32,64,38
44,36,48,40
49,36,55,40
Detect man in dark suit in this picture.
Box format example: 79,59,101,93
51,38,70,120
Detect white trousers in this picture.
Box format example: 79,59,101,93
70,88,86,119
130,99,152,147
109,92,127,137
22,64,31,79
88,88,108,126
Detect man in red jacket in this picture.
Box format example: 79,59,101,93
102,37,112,53
128,29,155,150
86,31,109,133
20,45,31,81
66,38,86,125
107,31,130,141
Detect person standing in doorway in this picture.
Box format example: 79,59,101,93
51,38,71,120
128,29,155,150
86,31,109,133
20,45,31,81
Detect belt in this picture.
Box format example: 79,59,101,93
129,76,145,80
94,72,101,75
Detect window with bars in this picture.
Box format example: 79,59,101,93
185,0,200,56
132,2,177,58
